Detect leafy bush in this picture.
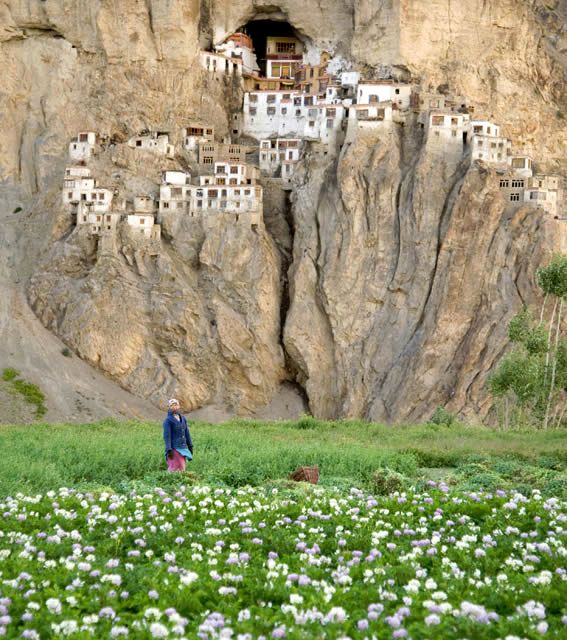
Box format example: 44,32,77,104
430,406,457,426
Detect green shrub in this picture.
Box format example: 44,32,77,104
12,206,22,213
61,347,73,358
2,368,19,382
293,415,319,430
371,468,408,495
430,406,457,426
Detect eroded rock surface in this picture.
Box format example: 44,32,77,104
0,0,566,420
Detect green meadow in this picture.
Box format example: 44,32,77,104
1,418,566,497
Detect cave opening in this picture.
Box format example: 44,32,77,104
237,19,308,79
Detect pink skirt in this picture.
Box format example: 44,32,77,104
167,449,187,472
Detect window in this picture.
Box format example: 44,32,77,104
68,191,73,199
206,128,213,135
136,140,142,147
510,193,520,201
276,41,296,53
326,108,336,117
395,88,400,95
326,119,333,129
106,215,111,222
500,180,509,188
283,94,291,100
487,127,491,135
197,200,202,208
369,95,378,103
473,126,483,134
140,218,145,224
491,142,497,149
309,120,315,127
82,216,87,222
281,108,287,115
476,139,483,146
295,109,301,116
99,193,105,200
261,153,267,161
530,191,546,201
249,107,257,116
249,94,258,103
304,97,313,106
512,158,526,168
451,117,458,126
451,130,457,137
230,166,238,174
431,115,444,126
267,107,276,116
96,216,101,222
209,189,218,198
294,97,301,106
267,94,276,104
163,202,169,209
308,108,318,118
244,189,251,195
171,188,182,198
511,180,524,188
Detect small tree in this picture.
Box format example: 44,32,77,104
489,255,567,429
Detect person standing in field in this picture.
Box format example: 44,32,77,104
163,398,193,472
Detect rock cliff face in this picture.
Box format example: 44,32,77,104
0,0,566,421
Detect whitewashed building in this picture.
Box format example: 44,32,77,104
182,125,214,153
265,36,303,82
128,132,175,158
508,155,534,178
200,51,242,76
126,214,161,239
471,120,511,166
340,72,360,88
524,175,562,217
62,171,113,212
356,80,412,109
345,102,393,142
69,132,98,162
427,111,471,147
214,33,259,75
76,203,120,234
259,139,302,182
242,91,345,144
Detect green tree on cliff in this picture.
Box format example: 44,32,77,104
489,254,567,429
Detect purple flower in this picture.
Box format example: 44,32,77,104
357,619,369,630
272,628,286,638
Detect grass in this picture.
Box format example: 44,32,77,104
0,418,566,497
1,368,47,418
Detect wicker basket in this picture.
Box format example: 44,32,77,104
289,465,319,484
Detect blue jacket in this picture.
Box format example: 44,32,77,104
163,410,193,456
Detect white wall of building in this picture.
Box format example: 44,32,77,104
200,51,242,75
128,134,175,157
163,170,191,185
471,135,511,165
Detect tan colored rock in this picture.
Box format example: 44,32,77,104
0,0,565,421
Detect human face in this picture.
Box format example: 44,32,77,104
170,402,180,413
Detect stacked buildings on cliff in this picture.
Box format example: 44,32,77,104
62,134,161,245
158,162,263,227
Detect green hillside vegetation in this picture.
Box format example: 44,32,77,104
1,418,566,498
